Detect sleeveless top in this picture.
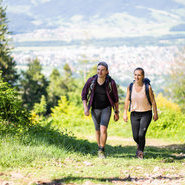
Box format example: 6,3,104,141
130,84,152,112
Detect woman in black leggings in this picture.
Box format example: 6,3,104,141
123,67,158,159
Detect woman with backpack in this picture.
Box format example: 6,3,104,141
123,67,158,159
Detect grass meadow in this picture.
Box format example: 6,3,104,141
0,110,185,185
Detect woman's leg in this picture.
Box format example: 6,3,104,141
138,111,152,152
130,111,141,145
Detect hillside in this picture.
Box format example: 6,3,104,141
3,0,185,45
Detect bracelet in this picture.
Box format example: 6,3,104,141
114,110,119,114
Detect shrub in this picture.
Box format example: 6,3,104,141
147,93,185,140
50,96,93,133
0,77,31,135
51,96,83,119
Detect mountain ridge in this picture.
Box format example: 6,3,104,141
3,0,185,46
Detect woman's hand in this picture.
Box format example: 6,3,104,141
153,113,158,121
123,112,128,122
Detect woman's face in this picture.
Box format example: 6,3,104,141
134,70,144,83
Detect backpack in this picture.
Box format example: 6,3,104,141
129,78,152,111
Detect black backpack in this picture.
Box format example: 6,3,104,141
129,78,152,111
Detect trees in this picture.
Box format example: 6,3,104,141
0,74,30,125
0,2,19,86
47,68,63,110
47,64,79,111
20,58,48,110
168,47,185,111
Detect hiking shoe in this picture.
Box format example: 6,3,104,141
98,150,106,159
136,144,139,157
137,151,144,159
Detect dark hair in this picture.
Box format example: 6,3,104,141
97,61,108,70
134,67,145,76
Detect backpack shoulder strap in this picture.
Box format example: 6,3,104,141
128,82,133,112
90,78,96,90
143,78,152,105
106,75,113,93
145,83,152,105
89,75,97,90
129,82,133,101
87,76,97,101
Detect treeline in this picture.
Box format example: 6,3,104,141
19,58,82,114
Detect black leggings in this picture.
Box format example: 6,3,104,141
130,111,152,152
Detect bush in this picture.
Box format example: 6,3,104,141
50,96,93,134
147,93,185,140
0,77,31,134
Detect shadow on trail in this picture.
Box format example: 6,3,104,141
37,175,184,185
106,143,185,160
4,121,184,159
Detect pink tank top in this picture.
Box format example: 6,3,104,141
130,84,152,112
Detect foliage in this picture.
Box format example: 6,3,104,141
33,95,47,116
61,63,78,97
0,2,19,86
47,68,62,109
67,79,84,106
117,84,125,104
30,95,47,124
47,65,79,112
147,93,185,140
63,63,72,77
52,96,83,115
156,93,181,112
20,58,49,110
51,96,84,123
0,76,30,131
167,47,185,112
50,95,96,137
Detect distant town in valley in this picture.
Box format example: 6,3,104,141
12,41,181,93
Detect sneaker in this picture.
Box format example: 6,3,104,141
98,150,106,159
137,151,144,159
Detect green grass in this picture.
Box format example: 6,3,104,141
0,116,185,185
0,138,184,184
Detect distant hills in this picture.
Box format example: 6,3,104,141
13,34,185,48
3,0,185,47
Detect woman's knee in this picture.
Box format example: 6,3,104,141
139,128,147,138
138,132,145,141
